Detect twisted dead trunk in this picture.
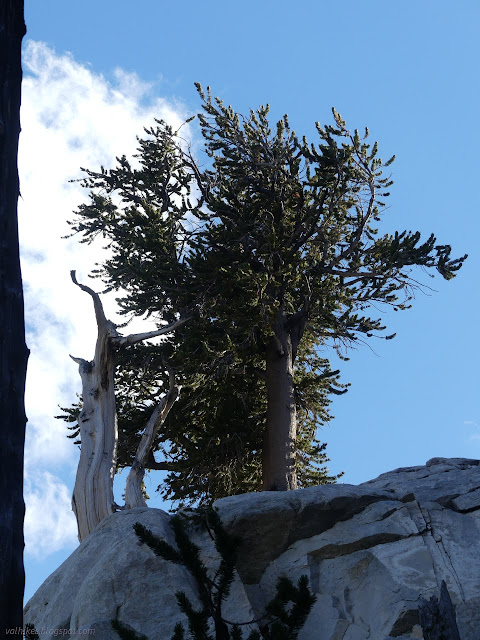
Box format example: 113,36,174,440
124,373,179,509
70,273,120,541
70,271,187,541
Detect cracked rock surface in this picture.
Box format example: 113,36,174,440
24,457,480,639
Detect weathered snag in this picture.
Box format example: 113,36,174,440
70,270,187,541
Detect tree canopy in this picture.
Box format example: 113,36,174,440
63,84,466,505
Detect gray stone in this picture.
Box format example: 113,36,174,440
24,508,203,639
24,458,480,639
452,487,480,512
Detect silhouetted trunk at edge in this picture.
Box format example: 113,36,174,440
0,2,28,637
262,315,298,491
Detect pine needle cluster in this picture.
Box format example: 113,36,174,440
114,508,316,640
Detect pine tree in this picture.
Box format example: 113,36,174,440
127,508,316,640
65,85,466,501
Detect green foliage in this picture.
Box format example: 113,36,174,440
171,623,186,640
63,85,466,504
262,575,316,639
132,509,316,639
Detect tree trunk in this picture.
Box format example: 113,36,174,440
262,312,297,491
70,276,119,542
124,380,179,509
0,2,28,636
70,347,118,542
70,272,187,541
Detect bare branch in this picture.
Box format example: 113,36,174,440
146,450,178,471
183,146,211,201
112,316,191,347
124,367,181,509
70,270,108,328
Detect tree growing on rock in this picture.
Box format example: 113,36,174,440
64,85,466,514
61,105,345,513
127,508,316,640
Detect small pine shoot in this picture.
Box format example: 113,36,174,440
130,509,316,639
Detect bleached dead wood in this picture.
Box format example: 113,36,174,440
70,271,187,541
124,367,179,509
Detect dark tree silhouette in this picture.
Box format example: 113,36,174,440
0,1,28,636
418,581,461,640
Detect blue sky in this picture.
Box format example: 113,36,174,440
21,0,479,605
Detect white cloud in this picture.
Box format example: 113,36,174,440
24,471,78,558
19,40,190,558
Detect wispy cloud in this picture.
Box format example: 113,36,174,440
20,41,190,558
24,471,78,559
463,420,480,447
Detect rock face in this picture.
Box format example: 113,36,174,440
24,457,480,639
